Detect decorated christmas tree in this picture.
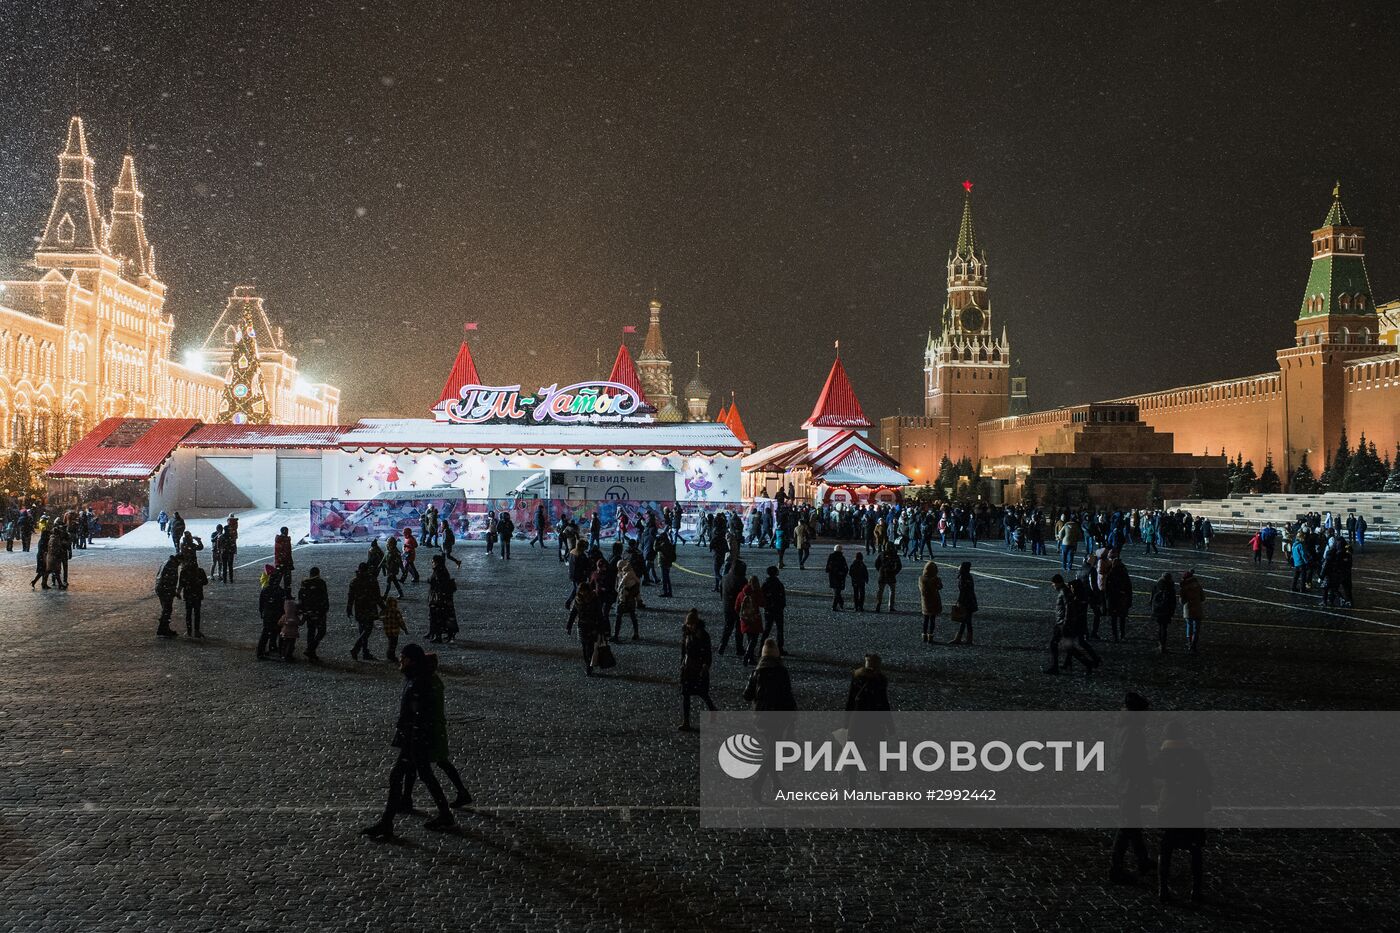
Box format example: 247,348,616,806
219,307,270,424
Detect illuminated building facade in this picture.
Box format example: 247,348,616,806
882,184,1400,502
0,117,339,456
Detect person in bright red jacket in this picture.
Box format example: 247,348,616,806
402,528,421,583
736,574,767,665
273,526,294,587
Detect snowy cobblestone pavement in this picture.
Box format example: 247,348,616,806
2,535,1398,931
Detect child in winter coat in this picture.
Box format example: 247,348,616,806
381,597,407,662
278,596,301,661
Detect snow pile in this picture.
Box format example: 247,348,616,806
108,509,312,550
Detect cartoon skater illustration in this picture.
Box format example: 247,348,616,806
440,457,461,485
683,465,714,500
383,459,401,490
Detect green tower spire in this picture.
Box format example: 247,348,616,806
1298,182,1374,320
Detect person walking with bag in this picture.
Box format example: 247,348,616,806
918,561,942,644
679,609,717,731
950,561,978,644
568,581,607,676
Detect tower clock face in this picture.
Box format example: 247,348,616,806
960,307,985,332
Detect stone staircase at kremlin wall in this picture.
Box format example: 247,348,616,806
1163,493,1400,538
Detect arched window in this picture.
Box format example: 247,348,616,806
1340,294,1351,310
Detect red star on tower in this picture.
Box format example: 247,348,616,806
963,179,973,193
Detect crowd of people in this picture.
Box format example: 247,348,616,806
50,492,1361,897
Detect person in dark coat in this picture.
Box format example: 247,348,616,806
426,555,459,643
1155,720,1213,903
256,566,286,659
743,638,796,799
679,609,716,731
825,545,849,611
30,524,53,590
154,554,181,638
178,557,209,637
844,653,895,789
347,562,383,661
1110,692,1155,883
395,653,474,813
950,561,978,644
848,552,869,612
568,581,606,676
760,566,787,655
298,567,331,660
361,644,455,839
718,558,748,657
918,561,943,643
1066,576,1102,673
1150,573,1176,655
1104,550,1133,642
742,639,797,711
874,544,902,612
169,512,186,552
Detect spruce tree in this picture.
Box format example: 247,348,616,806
1258,454,1282,494
1384,445,1400,493
1294,452,1322,493
936,455,956,494
1238,459,1259,494
1332,424,1353,486
1188,471,1204,499
1147,474,1163,508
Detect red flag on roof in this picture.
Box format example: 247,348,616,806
622,325,638,334
803,355,871,430
464,322,479,331
723,397,753,446
606,343,651,406
437,340,484,406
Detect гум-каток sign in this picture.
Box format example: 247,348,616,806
439,381,654,426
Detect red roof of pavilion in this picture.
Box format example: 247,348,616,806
803,355,871,429
722,397,753,446
46,417,200,479
436,341,483,407
606,343,651,406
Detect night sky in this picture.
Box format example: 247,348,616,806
3,2,1399,445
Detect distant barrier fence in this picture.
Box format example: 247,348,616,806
308,497,748,544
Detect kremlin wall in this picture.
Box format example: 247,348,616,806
883,184,1400,505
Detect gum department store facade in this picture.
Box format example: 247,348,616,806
882,184,1400,503
0,117,339,456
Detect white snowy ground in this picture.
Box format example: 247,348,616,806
106,508,312,549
